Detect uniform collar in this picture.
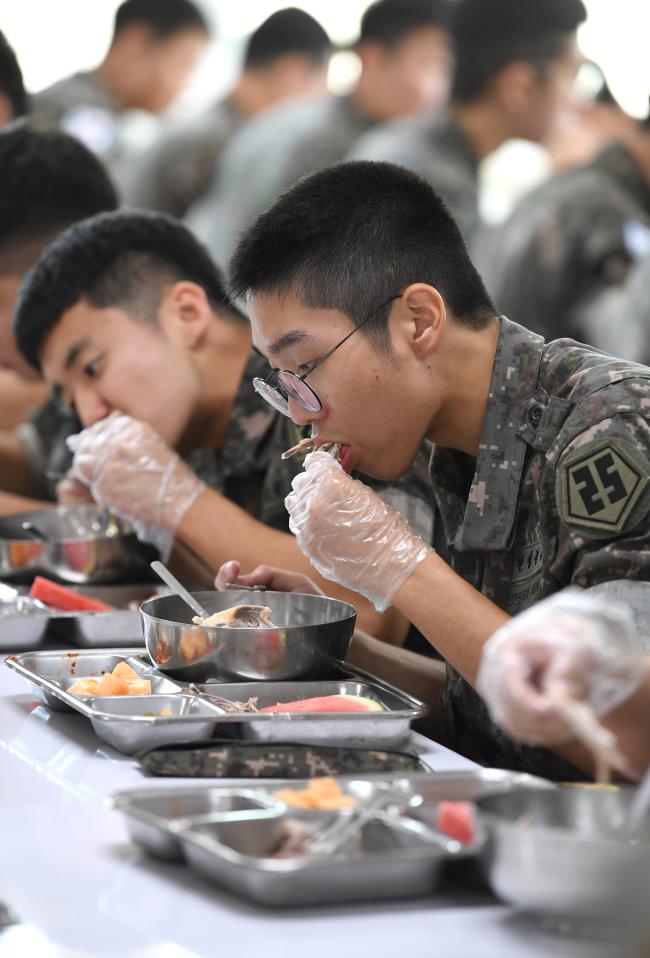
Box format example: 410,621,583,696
454,316,545,551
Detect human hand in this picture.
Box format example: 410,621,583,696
477,590,643,745
285,451,431,612
214,559,324,596
67,414,206,533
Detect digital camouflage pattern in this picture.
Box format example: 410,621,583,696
348,112,480,241
430,316,650,780
120,99,243,217
477,142,650,357
139,739,428,778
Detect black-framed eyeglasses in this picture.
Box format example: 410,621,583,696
252,294,400,417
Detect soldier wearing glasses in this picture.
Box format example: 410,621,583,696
227,160,650,782
12,209,434,643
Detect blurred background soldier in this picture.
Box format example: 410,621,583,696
121,8,332,218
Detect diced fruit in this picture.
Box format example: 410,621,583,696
68,678,100,696
436,802,476,845
67,663,151,697
29,576,113,612
125,678,152,695
273,778,357,811
96,673,129,696
112,661,138,679
260,694,383,714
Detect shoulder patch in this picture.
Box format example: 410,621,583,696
556,437,650,535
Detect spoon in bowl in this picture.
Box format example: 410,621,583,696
150,561,208,620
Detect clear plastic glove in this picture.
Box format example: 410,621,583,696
284,451,431,612
67,414,206,535
477,590,643,745
214,559,323,596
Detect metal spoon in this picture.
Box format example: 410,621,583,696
150,561,208,619
20,520,49,542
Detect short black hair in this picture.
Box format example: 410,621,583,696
244,8,331,69
0,122,118,272
359,0,452,46
451,0,587,103
14,210,243,370
229,161,495,350
0,32,27,119
112,0,209,42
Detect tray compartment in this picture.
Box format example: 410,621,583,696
195,678,427,749
111,786,285,860
89,694,223,754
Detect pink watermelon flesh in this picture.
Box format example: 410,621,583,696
260,694,383,713
436,802,475,844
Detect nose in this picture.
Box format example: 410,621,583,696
74,387,111,428
287,396,322,428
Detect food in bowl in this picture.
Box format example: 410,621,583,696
192,605,275,629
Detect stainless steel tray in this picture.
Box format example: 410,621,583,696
111,771,549,907
0,584,166,650
193,675,427,748
5,648,429,754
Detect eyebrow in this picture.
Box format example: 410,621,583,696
267,330,313,356
63,337,93,372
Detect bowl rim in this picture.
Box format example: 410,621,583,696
139,589,357,633
0,505,137,545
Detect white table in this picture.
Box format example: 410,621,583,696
0,655,624,958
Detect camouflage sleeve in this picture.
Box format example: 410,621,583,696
554,412,650,598
485,187,641,342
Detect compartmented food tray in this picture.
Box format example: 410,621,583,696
5,648,429,754
0,584,166,650
111,771,550,907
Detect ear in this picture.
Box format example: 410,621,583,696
493,61,540,114
399,283,446,358
158,281,212,349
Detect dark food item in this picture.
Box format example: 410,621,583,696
138,741,429,779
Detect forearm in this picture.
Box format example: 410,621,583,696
0,490,52,516
176,488,409,642
393,552,509,682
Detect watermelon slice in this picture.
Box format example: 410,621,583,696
260,694,383,713
436,802,476,845
29,576,113,612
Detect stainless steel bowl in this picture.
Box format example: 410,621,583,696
0,506,157,584
478,787,650,923
140,589,356,682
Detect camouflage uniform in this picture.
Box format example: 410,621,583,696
431,316,650,779
188,95,378,269
187,350,435,541
347,112,480,241
476,142,650,357
120,100,242,218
